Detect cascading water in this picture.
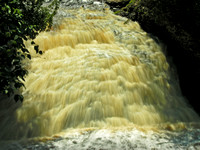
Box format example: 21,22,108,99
0,1,200,149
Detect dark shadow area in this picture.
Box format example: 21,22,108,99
106,0,200,115
0,95,40,140
0,95,23,140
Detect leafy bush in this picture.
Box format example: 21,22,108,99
0,0,59,101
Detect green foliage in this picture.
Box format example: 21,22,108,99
0,0,60,101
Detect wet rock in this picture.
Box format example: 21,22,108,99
72,140,77,144
11,129,200,150
187,142,200,150
105,0,129,11
106,0,200,115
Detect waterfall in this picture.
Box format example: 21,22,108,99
0,3,199,142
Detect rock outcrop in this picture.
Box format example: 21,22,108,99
106,0,200,115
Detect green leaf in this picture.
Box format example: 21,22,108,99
14,82,24,89
27,54,31,59
39,51,43,55
22,48,29,53
7,49,12,53
5,32,11,37
14,94,24,102
18,21,22,26
0,0,59,103
17,38,23,44
21,54,25,59
34,45,39,53
5,5,11,14
21,76,25,81
23,36,28,41
12,59,20,65
4,90,8,94
31,41,35,45
11,0,17,4
8,40,17,46
14,35,19,40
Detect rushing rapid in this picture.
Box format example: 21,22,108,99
0,3,199,149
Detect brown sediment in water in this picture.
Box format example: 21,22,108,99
0,8,199,140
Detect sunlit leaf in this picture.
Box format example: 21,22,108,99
27,54,31,59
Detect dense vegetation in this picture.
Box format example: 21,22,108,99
0,0,59,101
106,0,200,114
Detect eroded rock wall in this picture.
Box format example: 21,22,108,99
106,0,200,115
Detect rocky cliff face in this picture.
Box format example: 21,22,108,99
106,0,200,115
